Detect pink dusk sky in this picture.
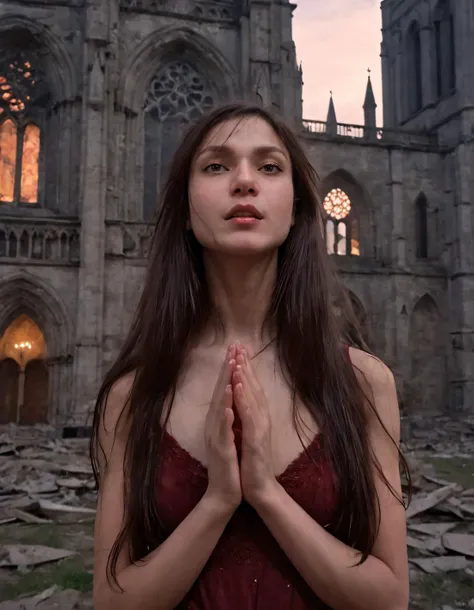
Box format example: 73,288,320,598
292,0,383,126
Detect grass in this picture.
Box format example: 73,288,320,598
426,456,474,489
0,557,93,601
0,520,95,602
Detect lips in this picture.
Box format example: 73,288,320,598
225,204,263,220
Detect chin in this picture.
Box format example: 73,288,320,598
217,236,286,257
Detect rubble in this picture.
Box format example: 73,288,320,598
0,431,96,524
0,417,473,608
402,416,474,589
0,545,76,569
0,588,85,610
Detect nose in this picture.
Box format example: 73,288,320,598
231,162,259,197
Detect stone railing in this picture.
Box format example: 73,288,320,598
0,217,80,265
302,120,438,148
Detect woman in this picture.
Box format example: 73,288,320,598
90,103,410,610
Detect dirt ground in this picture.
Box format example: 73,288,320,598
0,417,474,609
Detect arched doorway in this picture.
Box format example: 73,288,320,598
22,359,49,424
0,314,48,424
409,294,446,412
0,358,20,424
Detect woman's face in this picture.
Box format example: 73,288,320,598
188,116,295,256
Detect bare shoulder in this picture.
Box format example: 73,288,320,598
96,371,137,470
101,371,136,433
347,346,395,389
347,346,400,439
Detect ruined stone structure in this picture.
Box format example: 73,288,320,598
0,0,471,431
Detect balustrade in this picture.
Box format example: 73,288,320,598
0,219,80,264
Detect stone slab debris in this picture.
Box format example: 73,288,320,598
408,522,458,537
406,483,460,520
408,555,469,574
442,533,474,558
0,544,76,568
0,588,81,610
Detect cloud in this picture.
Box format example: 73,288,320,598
293,0,383,125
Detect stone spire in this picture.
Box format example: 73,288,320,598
363,70,377,131
326,92,337,136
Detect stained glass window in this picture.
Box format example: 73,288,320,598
0,119,17,202
323,188,351,220
0,46,48,117
323,188,359,257
20,124,40,203
0,40,47,206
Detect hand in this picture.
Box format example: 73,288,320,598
204,344,242,513
232,345,277,506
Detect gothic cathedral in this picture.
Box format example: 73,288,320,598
0,0,471,432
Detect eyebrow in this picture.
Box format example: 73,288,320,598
196,144,289,160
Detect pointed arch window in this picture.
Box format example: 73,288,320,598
434,0,456,98
323,188,360,256
407,21,422,114
415,194,428,259
143,60,215,220
0,41,47,206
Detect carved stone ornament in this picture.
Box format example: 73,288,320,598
144,61,214,122
120,0,238,20
0,221,80,264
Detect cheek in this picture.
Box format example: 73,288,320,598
188,181,215,224
273,182,295,225
188,181,222,242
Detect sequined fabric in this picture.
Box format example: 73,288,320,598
155,428,338,609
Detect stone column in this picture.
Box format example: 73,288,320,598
394,29,404,125
73,0,118,425
380,40,394,128
448,141,474,412
248,1,272,105
420,25,435,108
389,149,406,268
387,149,409,386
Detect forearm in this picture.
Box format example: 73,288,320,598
95,493,234,610
253,483,408,610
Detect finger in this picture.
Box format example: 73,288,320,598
221,385,235,446
240,350,263,403
213,347,235,401
233,360,257,411
232,364,252,406
234,382,253,436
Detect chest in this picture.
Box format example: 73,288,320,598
161,347,320,477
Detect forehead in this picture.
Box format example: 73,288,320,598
199,116,285,151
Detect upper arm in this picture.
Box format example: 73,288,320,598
349,348,409,594
93,373,135,599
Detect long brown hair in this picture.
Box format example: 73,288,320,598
90,102,410,587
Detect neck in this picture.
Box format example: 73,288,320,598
201,250,278,349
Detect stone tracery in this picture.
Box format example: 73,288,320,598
144,61,214,122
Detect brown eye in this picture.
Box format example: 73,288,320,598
262,163,281,174
204,163,225,173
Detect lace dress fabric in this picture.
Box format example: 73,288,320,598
155,426,338,609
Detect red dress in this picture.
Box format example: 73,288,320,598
155,426,338,609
